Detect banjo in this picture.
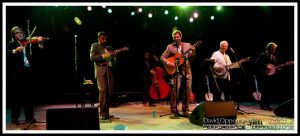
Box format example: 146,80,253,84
213,57,250,78
204,74,213,101
252,75,261,101
261,60,294,76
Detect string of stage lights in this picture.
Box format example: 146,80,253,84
74,6,223,26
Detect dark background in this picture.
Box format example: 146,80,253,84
5,5,295,104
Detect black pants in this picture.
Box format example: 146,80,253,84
214,78,232,101
257,75,274,108
10,67,35,121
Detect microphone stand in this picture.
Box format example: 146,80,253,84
74,35,78,79
159,59,181,118
168,59,181,119
230,48,248,114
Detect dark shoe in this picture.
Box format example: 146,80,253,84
100,116,110,120
108,114,115,119
171,109,179,114
181,112,191,117
182,108,190,113
148,104,156,107
26,118,37,123
11,118,19,125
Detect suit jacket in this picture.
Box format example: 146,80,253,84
160,42,195,77
90,42,113,78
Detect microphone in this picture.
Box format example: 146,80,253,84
174,39,179,45
230,47,235,54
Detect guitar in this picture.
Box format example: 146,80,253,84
164,40,202,75
213,57,250,78
104,46,129,68
261,60,294,76
252,75,261,101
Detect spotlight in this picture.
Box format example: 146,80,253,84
108,8,112,14
193,12,198,18
211,16,215,20
189,17,194,22
87,6,92,11
74,17,82,26
174,16,178,20
131,11,135,16
148,13,153,18
138,8,143,13
164,10,169,15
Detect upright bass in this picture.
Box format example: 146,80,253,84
149,66,171,100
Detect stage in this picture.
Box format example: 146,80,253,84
5,101,295,133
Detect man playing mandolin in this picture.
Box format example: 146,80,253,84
90,31,128,120
160,29,196,116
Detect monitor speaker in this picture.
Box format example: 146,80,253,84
46,107,100,130
274,99,294,118
189,101,237,126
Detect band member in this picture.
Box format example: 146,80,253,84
255,42,278,110
7,26,45,125
160,29,195,115
210,40,237,101
90,31,116,120
140,50,159,106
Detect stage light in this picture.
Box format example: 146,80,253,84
138,8,143,13
216,6,222,11
180,6,188,9
131,11,135,16
210,16,215,20
193,12,198,18
102,5,106,8
174,16,178,21
164,10,169,15
108,8,112,14
87,6,92,11
148,13,153,18
74,17,82,26
189,17,194,22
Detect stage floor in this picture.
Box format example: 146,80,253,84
4,101,295,133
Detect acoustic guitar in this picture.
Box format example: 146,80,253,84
164,40,202,75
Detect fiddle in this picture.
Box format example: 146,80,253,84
19,36,49,47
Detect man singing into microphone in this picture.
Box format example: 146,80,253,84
160,29,195,116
